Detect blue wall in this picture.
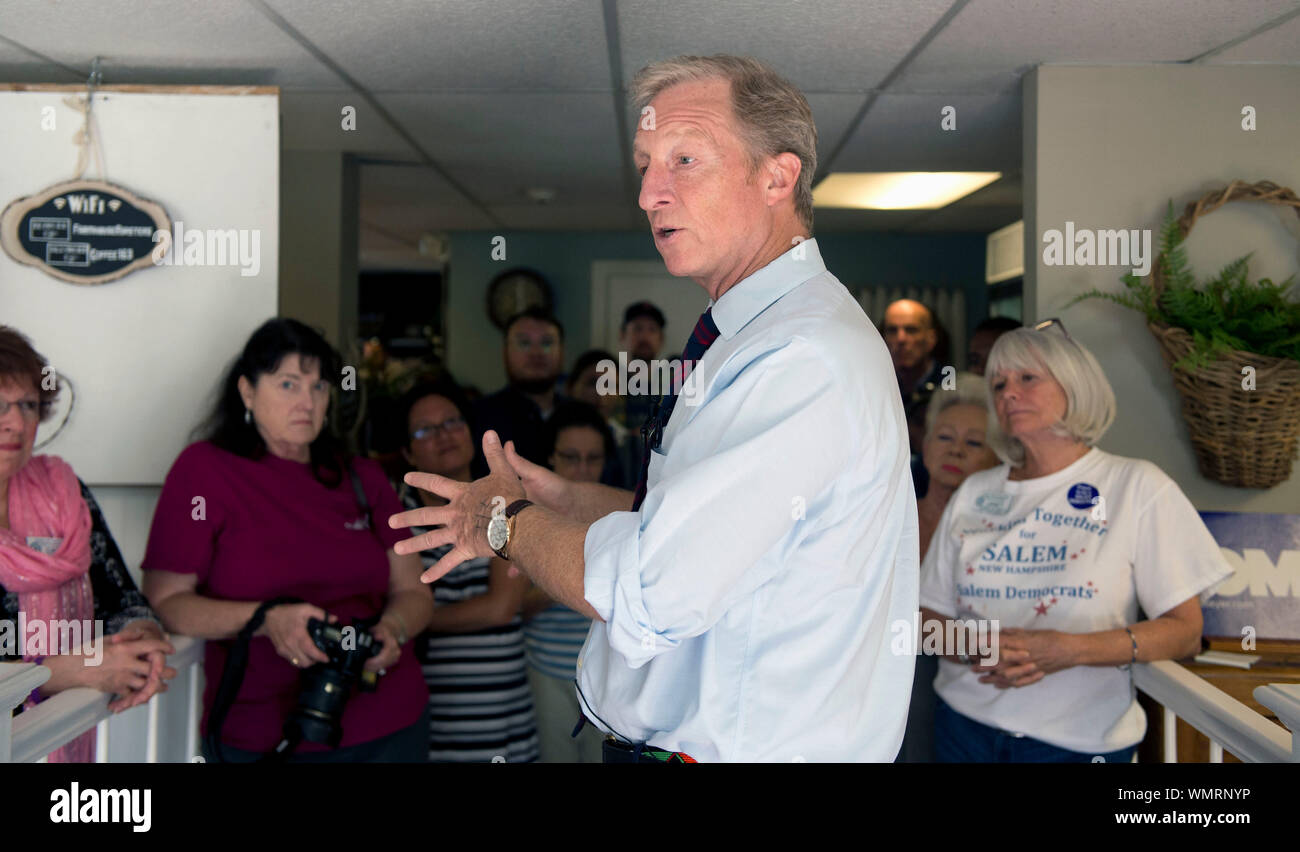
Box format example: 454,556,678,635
446,229,988,393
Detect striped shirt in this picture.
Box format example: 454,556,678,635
523,604,592,681
400,485,539,763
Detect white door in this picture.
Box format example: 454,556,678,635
590,260,710,358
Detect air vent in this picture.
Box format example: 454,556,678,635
986,220,1024,284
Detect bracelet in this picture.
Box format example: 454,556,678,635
1124,627,1138,665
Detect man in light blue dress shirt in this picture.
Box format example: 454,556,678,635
391,54,919,762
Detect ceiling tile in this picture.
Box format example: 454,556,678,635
377,92,624,203
1207,13,1300,62
0,0,341,87
830,92,1022,172
895,0,1300,93
265,0,611,91
282,91,415,154
359,163,496,239
618,0,953,92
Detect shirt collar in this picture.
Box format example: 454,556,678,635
709,238,825,340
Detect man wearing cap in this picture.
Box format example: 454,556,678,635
619,301,666,366
390,54,917,762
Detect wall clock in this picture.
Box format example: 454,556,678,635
487,267,552,329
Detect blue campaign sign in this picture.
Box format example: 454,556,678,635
0,179,171,285
1198,511,1300,641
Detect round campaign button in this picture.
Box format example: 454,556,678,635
1067,482,1099,510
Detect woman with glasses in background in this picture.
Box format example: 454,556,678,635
919,320,1232,762
396,377,538,762
519,400,616,762
0,326,174,762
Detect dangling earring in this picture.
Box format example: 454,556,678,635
244,408,252,425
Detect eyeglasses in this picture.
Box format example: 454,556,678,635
411,416,467,441
0,398,45,421
1032,317,1071,339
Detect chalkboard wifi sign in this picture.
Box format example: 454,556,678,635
0,179,171,285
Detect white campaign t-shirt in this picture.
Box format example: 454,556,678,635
919,447,1232,754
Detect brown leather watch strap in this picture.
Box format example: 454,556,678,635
498,499,535,561
504,499,534,518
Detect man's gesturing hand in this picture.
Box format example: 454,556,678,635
503,439,572,514
388,430,526,584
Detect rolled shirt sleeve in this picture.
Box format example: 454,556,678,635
583,338,852,668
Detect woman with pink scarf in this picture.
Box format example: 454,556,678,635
1,326,176,762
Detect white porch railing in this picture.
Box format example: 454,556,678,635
4,642,1296,763
1133,659,1297,763
0,635,204,764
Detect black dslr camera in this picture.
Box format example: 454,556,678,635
281,616,383,750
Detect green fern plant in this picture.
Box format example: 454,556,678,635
1065,202,1300,370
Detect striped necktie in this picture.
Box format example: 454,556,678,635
632,307,721,510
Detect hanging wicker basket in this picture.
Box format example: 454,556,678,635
1147,180,1300,489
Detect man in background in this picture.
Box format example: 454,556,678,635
617,301,667,486
618,301,666,366
967,316,1021,376
883,298,943,457
473,307,565,477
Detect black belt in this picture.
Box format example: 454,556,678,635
600,736,698,763
575,709,700,763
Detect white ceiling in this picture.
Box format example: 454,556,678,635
1,0,1297,264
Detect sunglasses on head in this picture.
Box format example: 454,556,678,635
1032,317,1071,339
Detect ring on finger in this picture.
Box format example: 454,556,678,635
291,657,300,666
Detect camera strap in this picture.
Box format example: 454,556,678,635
204,595,302,763
346,462,373,532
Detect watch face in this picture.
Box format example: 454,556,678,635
487,514,508,552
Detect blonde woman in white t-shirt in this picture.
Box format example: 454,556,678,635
918,320,1231,762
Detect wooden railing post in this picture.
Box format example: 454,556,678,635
1255,683,1300,761
6,636,203,763
0,662,50,763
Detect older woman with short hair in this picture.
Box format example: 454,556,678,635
917,372,1000,560
1,326,175,762
899,371,999,763
919,321,1231,762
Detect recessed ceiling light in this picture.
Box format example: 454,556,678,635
525,187,557,205
813,172,1002,210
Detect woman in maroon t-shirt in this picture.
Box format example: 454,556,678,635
142,319,434,762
